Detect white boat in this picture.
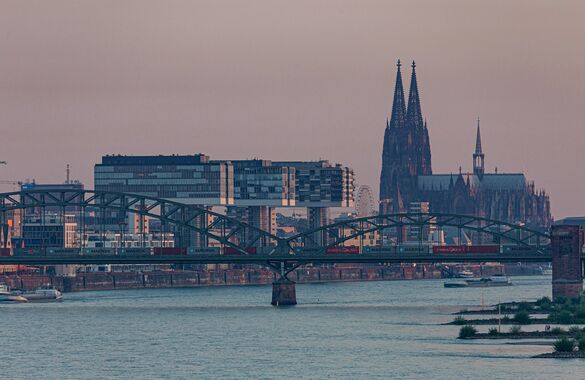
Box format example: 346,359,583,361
444,275,512,288
12,286,63,302
0,284,28,303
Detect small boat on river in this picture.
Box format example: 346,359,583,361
0,284,28,303
444,275,512,288
11,285,63,302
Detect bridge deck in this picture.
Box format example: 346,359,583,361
0,253,556,266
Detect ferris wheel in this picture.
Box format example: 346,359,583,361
355,185,375,217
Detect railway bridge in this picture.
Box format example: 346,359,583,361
0,189,582,305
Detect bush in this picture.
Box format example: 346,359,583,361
488,327,498,336
569,326,583,340
571,297,582,306
551,327,565,335
459,325,477,339
513,311,531,325
554,310,575,324
553,337,575,352
517,302,533,312
574,307,585,320
453,316,467,325
534,296,552,307
535,296,553,310
569,326,582,334
579,339,585,352
509,325,522,334
555,296,568,306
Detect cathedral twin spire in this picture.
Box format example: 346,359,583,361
388,60,425,130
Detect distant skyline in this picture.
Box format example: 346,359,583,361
1,0,584,218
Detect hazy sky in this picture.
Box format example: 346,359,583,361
1,0,584,218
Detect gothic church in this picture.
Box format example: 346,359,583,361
379,61,551,228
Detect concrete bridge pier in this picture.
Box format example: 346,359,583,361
551,225,584,300
271,278,297,306
270,261,297,306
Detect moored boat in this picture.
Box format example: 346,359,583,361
0,284,28,303
12,286,63,302
444,275,512,288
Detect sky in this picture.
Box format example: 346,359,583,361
0,0,584,218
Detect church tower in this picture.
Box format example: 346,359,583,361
473,118,485,178
405,61,432,176
379,60,432,214
379,60,407,213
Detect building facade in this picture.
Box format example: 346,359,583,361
95,155,354,244
379,60,552,229
95,155,234,205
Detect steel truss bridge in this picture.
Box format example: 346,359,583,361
0,189,555,271
0,189,571,304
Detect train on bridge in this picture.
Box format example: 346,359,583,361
1,243,547,258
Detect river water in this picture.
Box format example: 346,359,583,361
2,275,584,379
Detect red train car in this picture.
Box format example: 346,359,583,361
326,246,360,254
153,247,187,256
224,247,257,255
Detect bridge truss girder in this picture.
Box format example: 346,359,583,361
286,213,551,256
0,190,283,254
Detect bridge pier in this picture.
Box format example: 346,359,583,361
271,278,297,306
551,225,584,300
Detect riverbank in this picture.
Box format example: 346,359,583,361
0,264,444,292
454,297,585,358
533,351,585,358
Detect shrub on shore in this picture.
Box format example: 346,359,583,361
453,316,467,325
509,325,522,334
578,339,585,352
459,325,477,339
488,327,498,336
553,337,575,352
513,311,531,325
550,327,565,335
568,326,583,339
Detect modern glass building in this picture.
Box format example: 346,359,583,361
228,159,295,207
94,155,234,206
93,154,355,245
272,160,354,208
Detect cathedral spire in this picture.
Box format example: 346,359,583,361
473,117,485,178
406,60,424,129
389,60,406,128
475,117,483,155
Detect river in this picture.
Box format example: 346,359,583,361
1,275,584,379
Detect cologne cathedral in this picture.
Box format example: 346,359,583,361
379,60,552,228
